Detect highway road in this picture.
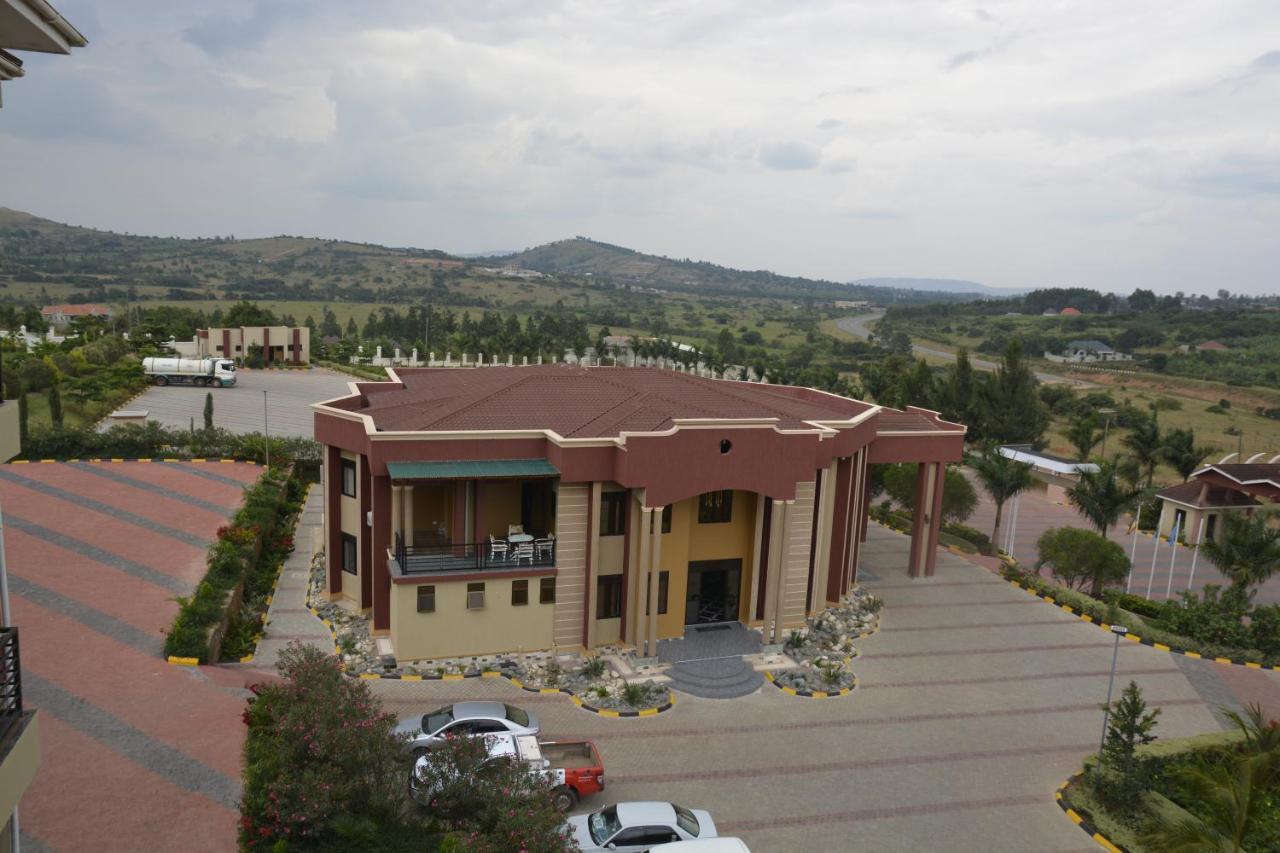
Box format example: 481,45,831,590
836,311,1092,386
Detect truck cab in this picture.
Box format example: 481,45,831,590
214,360,237,386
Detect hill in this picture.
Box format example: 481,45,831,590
498,238,980,303
849,277,1025,297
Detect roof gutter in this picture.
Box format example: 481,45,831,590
24,0,87,48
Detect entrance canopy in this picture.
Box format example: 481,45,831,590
386,458,559,480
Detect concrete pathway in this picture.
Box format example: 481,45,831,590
250,484,333,668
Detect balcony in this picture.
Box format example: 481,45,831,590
0,628,39,825
393,531,555,576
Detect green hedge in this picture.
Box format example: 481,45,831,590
163,466,306,663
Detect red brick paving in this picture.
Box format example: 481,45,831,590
1,463,261,850
21,715,237,853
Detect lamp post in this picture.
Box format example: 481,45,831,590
1099,409,1116,459
1099,624,1129,759
263,390,270,470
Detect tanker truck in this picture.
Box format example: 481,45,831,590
141,357,238,388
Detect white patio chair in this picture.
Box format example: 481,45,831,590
511,542,534,565
489,535,510,561
534,538,554,561
508,524,524,537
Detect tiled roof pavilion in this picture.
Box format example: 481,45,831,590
339,365,958,438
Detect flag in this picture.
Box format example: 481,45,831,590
1168,517,1181,545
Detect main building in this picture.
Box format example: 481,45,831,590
314,365,964,662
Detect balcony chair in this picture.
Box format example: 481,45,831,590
511,542,535,565
508,524,524,537
534,537,555,561
489,535,510,561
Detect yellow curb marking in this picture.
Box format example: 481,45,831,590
359,673,380,680
1246,661,1263,669
167,656,199,667
400,675,423,681
481,671,501,678
598,709,620,718
638,707,658,717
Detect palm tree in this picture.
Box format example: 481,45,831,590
970,448,1035,544
1202,511,1280,592
1142,759,1264,852
1162,427,1214,482
1122,412,1164,487
1065,415,1102,461
1066,460,1145,538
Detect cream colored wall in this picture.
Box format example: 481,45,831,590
552,483,589,647
390,577,555,660
781,481,816,628
0,713,39,824
653,491,760,639
339,451,362,603
481,481,522,539
594,486,626,645
0,403,19,462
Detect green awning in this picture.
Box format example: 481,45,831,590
387,458,559,481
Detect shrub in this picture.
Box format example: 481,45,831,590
240,643,416,849
1091,681,1160,816
1102,591,1167,621
1206,404,1228,415
942,522,994,555
1158,585,1252,649
1249,605,1280,657
579,656,607,680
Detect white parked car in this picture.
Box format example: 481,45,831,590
568,802,717,851
394,701,539,755
650,839,750,852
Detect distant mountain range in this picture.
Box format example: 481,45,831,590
849,277,1027,297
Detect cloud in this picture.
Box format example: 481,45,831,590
758,141,821,171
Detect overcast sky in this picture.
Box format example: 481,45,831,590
3,1,1278,294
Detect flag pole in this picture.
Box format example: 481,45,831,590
1187,516,1207,591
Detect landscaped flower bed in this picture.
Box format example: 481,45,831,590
775,587,881,693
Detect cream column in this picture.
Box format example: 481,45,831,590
402,485,415,546
808,471,828,617
647,508,664,656
847,449,867,594
771,501,793,643
624,496,643,646
586,482,603,651
762,500,784,642
635,508,653,655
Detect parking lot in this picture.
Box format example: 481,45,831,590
117,367,355,438
1,461,261,851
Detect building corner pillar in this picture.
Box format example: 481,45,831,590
325,446,342,596
635,508,653,654
924,463,946,577
584,482,603,650
647,508,664,655
371,473,392,633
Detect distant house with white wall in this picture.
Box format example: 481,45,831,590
1044,340,1132,364
172,326,311,365
40,303,111,329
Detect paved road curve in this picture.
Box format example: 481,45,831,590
836,312,1092,387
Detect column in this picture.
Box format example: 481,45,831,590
372,474,392,632
647,506,664,656
847,450,868,591
402,485,415,547
585,482,603,650
635,508,653,655
826,457,852,604
748,495,765,624
808,471,828,616
391,485,403,548
360,456,372,609
907,463,930,578
771,501,792,643
924,463,946,577
762,500,784,642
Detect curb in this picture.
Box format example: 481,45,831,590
1055,772,1126,853
238,562,287,664
1004,577,1280,671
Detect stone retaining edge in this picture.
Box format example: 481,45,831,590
761,625,879,699
1006,578,1280,671
1055,771,1126,853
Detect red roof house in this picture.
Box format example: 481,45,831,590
1196,341,1228,351
1059,307,1082,316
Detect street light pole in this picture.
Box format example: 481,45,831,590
1099,624,1129,760
1099,409,1116,459
263,390,270,469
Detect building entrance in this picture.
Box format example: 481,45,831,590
685,559,742,625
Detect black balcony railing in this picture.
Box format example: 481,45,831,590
0,628,23,742
394,531,555,575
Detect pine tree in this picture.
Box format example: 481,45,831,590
980,338,1049,444
18,388,28,448
939,349,979,434
204,392,214,431
1096,680,1161,813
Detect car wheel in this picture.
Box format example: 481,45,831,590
411,746,430,759
552,786,577,813
155,375,168,386
213,379,224,388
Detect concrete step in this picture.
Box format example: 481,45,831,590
667,657,763,699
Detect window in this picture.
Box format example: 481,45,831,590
466,582,485,610
540,577,556,604
661,505,672,534
596,575,623,619
600,491,627,536
511,579,529,606
645,570,669,615
416,585,435,613
341,533,357,575
698,490,733,524
341,459,357,497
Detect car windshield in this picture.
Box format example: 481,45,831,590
220,361,236,371
504,704,530,727
674,804,700,837
588,805,622,845
422,706,454,734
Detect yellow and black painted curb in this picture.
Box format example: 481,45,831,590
1055,772,1125,853
762,624,879,699
347,665,676,718
11,457,258,465
237,562,287,664
1005,577,1280,671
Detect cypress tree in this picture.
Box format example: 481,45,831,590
18,389,28,447
980,337,1049,444
204,391,214,431
48,383,63,427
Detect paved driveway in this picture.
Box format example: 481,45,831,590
367,522,1279,852
117,367,355,438
1,461,261,852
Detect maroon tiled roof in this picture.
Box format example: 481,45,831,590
1156,481,1261,509
349,366,880,437
1196,464,1280,485
875,411,944,432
